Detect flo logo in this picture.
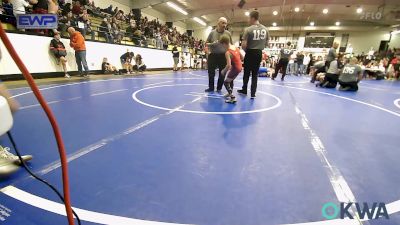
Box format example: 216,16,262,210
322,202,389,220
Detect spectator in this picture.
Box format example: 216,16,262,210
113,6,118,16
162,34,169,49
120,51,134,74
387,53,400,80
78,9,94,40
61,1,71,13
104,4,112,14
11,0,31,18
305,53,313,75
339,57,363,91
50,31,70,78
2,0,13,15
133,54,146,73
59,11,77,36
31,0,48,34
101,57,119,74
172,45,179,71
68,27,89,77
47,0,58,14
297,51,305,75
71,1,82,15
180,53,186,71
99,17,113,43
126,20,136,41
288,51,297,75
0,0,16,25
132,28,142,46
111,22,122,44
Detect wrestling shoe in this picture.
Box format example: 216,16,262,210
237,89,247,95
0,157,19,177
204,88,214,92
225,96,237,104
0,145,33,165
339,86,351,91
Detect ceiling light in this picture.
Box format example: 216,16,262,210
273,11,278,16
193,17,206,26
322,9,328,14
356,7,363,14
201,15,207,20
335,21,340,26
245,11,250,16
166,2,188,15
294,7,300,12
310,21,315,26
272,22,277,26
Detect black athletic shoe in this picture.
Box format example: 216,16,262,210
250,95,256,99
237,89,247,95
281,77,284,81
271,77,275,81
204,88,214,92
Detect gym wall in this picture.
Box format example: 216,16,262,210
0,33,174,76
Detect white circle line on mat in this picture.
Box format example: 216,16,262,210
131,84,282,115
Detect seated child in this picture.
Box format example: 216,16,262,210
219,35,243,104
101,57,119,74
133,54,146,73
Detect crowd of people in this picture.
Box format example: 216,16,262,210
0,0,205,51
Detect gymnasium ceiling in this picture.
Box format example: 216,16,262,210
132,0,400,30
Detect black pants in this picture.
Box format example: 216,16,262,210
242,49,262,95
273,58,289,79
339,81,358,91
208,53,227,90
321,73,338,88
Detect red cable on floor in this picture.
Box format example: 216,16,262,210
0,24,75,225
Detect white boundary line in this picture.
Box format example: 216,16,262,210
394,99,400,109
2,187,398,225
264,83,400,118
291,94,361,224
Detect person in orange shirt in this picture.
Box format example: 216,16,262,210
68,27,89,77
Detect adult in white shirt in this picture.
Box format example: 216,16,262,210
11,0,30,16
303,54,310,67
288,52,297,75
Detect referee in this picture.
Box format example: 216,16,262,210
238,11,268,99
272,42,293,81
205,17,232,92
